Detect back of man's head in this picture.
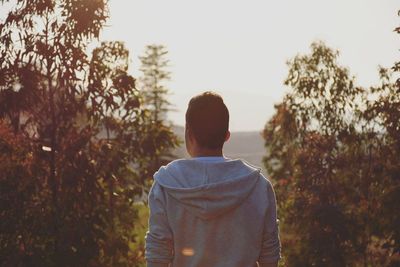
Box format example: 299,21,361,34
185,91,229,150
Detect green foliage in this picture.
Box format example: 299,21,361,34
139,44,172,123
130,204,150,267
263,42,400,266
0,1,178,266
138,44,181,177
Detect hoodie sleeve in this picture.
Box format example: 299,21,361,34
258,177,281,265
145,181,174,267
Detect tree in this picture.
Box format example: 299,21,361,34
378,11,400,265
138,44,180,177
0,1,110,265
362,59,400,266
262,42,393,266
0,1,178,266
358,10,400,266
139,44,172,123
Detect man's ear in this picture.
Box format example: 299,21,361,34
225,130,230,142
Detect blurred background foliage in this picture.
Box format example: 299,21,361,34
0,0,399,266
263,41,400,267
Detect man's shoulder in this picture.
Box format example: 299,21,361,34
154,158,187,178
160,158,192,171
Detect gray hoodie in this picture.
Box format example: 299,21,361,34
145,158,281,267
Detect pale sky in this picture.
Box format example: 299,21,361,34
101,0,399,131
1,1,399,131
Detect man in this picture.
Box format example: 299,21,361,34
145,92,281,267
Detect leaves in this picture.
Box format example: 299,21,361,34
0,1,179,267
264,42,400,266
139,45,172,123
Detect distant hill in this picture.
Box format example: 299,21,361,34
172,126,267,174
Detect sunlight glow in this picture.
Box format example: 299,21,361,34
181,247,195,257
41,146,52,152
100,0,399,131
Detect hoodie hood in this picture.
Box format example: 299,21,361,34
154,159,261,220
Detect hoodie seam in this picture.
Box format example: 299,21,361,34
158,170,260,192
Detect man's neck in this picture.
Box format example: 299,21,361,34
191,149,223,158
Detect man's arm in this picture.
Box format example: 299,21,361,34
145,182,173,267
258,177,281,267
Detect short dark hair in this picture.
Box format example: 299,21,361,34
185,91,229,149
